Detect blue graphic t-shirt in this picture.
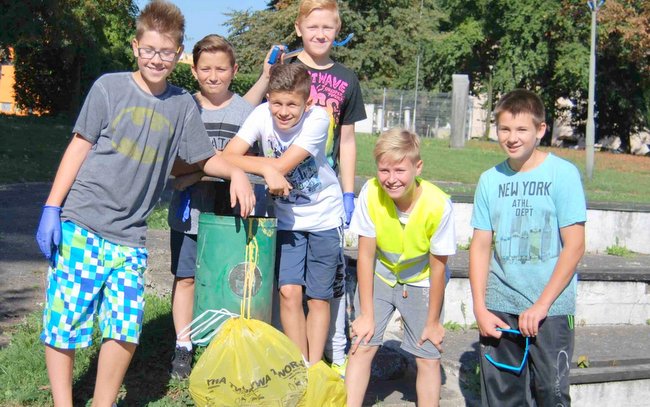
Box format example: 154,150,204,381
471,154,587,315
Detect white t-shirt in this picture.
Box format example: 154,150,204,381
349,180,457,287
236,103,344,232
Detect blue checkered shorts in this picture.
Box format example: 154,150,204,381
40,221,148,349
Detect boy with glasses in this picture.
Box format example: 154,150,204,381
35,1,254,405
469,89,586,406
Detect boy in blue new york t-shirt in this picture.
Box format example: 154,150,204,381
469,89,587,406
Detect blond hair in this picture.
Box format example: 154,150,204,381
494,89,546,129
136,0,185,47
192,34,236,67
296,0,341,27
374,128,421,164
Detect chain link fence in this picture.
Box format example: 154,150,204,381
359,87,476,139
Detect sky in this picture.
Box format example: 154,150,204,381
135,0,267,50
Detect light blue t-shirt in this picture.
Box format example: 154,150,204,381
471,153,587,315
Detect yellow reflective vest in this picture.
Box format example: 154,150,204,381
367,177,449,287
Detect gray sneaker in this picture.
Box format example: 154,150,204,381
170,346,193,379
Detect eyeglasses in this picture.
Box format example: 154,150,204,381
484,328,529,373
135,41,180,62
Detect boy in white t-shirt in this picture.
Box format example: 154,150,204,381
222,63,344,365
345,128,456,407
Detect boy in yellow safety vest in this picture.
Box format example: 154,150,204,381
345,128,456,407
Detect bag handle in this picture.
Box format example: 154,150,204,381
241,219,259,319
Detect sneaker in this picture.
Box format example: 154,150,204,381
330,357,348,379
170,346,193,379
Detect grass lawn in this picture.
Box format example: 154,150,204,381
3,114,648,204
356,134,650,204
0,295,195,406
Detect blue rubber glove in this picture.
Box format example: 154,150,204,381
36,205,62,259
343,192,355,227
177,189,191,222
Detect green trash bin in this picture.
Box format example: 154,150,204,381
193,214,277,344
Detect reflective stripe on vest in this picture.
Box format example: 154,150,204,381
367,177,449,287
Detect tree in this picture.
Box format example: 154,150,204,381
429,0,649,149
0,0,137,115
226,0,445,91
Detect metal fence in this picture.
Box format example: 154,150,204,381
360,87,473,139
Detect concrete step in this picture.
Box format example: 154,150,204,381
343,248,650,326
363,325,650,407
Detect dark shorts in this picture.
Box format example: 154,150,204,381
276,227,344,300
170,229,198,278
479,311,574,407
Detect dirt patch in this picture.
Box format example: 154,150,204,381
0,183,173,347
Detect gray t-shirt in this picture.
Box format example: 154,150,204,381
62,72,214,247
167,94,257,234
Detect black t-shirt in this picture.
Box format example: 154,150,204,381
297,60,366,172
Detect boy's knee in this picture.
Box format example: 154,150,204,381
307,298,329,311
279,285,303,303
415,357,441,371
175,277,195,288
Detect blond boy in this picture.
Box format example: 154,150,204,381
345,129,456,407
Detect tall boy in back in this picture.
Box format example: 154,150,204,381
223,63,344,365
34,1,254,405
345,129,456,407
295,0,366,375
469,89,586,406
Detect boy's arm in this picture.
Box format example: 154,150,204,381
36,134,93,258
339,124,357,226
222,137,305,196
242,46,279,106
350,235,376,354
469,228,509,338
196,154,255,218
418,254,447,352
518,222,585,337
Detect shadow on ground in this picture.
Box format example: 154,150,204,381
71,310,179,406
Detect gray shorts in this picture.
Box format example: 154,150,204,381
276,227,344,300
354,274,443,359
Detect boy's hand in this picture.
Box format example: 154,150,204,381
518,303,548,337
262,167,292,197
173,172,202,191
475,307,510,338
350,314,375,354
229,169,255,218
419,322,445,352
36,205,62,259
343,192,355,227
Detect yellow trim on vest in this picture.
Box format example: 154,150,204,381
367,177,449,286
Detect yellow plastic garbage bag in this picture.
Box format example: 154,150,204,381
189,317,308,407
298,361,347,407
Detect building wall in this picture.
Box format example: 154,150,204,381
0,64,21,115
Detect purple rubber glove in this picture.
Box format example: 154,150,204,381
36,205,62,259
343,192,355,227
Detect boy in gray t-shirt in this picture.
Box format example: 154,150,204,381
34,2,254,405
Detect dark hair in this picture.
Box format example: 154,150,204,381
136,0,185,46
268,64,312,100
494,89,546,128
192,34,236,67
